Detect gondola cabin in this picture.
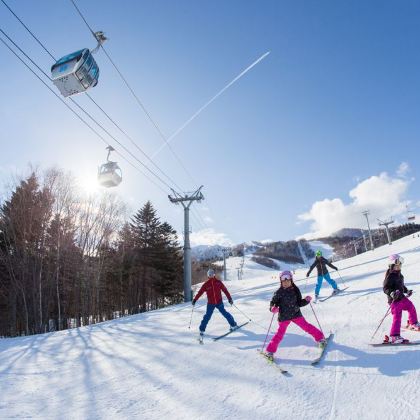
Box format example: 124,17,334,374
98,161,122,188
51,48,99,97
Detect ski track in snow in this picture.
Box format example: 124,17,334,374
1,235,420,419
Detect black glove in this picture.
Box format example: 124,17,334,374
306,272,310,278
390,290,401,301
407,290,413,297
228,299,233,305
335,268,338,271
192,299,196,306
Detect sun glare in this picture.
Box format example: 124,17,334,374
78,172,100,195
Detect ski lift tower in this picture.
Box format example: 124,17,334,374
377,218,394,245
362,210,374,250
169,186,204,302
222,247,230,282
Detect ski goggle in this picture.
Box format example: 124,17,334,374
388,255,404,266
280,273,293,281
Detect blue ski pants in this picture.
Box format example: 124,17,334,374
199,303,237,332
315,272,338,296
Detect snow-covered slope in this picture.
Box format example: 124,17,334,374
191,244,229,261
1,235,420,419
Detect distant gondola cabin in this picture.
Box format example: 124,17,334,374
51,48,99,97
98,161,122,188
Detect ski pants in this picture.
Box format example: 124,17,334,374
315,272,338,296
390,297,418,336
266,316,324,353
199,303,237,332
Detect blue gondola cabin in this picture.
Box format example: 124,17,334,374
51,48,99,97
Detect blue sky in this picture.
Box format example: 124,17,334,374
1,0,419,245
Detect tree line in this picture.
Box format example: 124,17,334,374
0,169,183,337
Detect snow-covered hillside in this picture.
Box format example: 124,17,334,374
1,235,420,419
191,244,229,261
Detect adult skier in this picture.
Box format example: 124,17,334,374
192,269,238,339
306,250,340,301
264,270,326,360
383,254,420,344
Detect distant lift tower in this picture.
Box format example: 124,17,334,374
377,218,394,245
362,210,374,250
169,186,204,302
222,247,230,282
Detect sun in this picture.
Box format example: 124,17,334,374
77,172,100,194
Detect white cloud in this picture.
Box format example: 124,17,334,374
298,172,411,238
190,228,233,247
397,162,410,177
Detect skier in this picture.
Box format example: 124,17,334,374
383,254,420,344
192,269,238,339
306,250,340,301
264,270,326,360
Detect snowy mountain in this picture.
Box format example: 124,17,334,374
2,234,420,419
191,244,230,261
331,228,365,238
195,239,319,268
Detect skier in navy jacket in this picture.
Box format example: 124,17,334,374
307,250,340,301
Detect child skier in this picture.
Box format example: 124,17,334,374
192,269,238,339
306,250,340,301
264,270,326,360
383,254,420,344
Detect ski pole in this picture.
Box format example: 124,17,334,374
232,303,271,331
336,270,347,288
262,312,275,351
309,302,324,335
188,304,195,329
232,303,252,322
371,306,391,340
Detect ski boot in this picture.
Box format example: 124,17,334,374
230,324,239,332
318,338,327,349
264,351,274,362
406,321,420,331
314,295,319,303
198,331,204,344
390,335,409,344
332,288,340,295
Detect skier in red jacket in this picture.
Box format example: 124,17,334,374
192,269,238,338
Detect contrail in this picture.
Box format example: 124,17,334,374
152,51,271,158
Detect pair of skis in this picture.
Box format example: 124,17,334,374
259,333,333,375
198,321,250,344
316,287,349,303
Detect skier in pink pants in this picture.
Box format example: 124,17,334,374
383,254,420,344
265,270,325,359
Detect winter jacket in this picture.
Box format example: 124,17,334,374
270,284,309,322
193,277,232,305
383,270,408,304
307,256,337,277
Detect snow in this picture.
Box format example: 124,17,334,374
1,235,420,419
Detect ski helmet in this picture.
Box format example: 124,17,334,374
279,270,293,282
388,254,404,266
207,268,215,277
316,250,322,257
